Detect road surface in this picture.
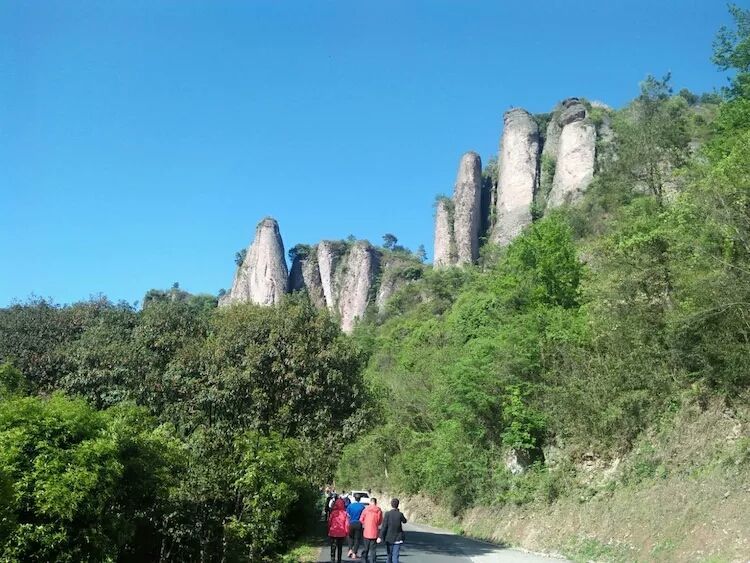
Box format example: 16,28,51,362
318,522,566,562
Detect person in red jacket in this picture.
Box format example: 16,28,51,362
327,497,349,563
359,497,384,563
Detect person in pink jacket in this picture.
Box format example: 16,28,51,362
359,497,384,563
327,497,349,563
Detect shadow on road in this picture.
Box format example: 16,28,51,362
400,529,508,557
316,528,510,562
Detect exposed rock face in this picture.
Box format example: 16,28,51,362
548,114,596,208
433,198,454,269
338,242,379,333
317,241,342,311
221,217,288,306
493,108,540,245
452,151,483,265
558,98,587,126
289,253,325,309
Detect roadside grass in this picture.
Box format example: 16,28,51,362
279,515,327,562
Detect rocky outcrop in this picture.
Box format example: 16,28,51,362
338,242,379,333
433,198,454,269
317,241,342,311
547,100,596,208
432,152,483,268
289,252,326,309
493,108,540,245
221,217,288,306
452,152,483,265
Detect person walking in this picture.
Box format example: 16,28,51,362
360,497,383,563
324,488,337,520
378,498,407,563
346,493,367,558
327,497,349,563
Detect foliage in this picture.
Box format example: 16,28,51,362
610,74,690,202
0,294,369,560
0,394,184,562
235,248,247,267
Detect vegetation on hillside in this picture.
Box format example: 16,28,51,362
337,5,750,521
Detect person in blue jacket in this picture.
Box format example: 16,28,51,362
345,493,367,558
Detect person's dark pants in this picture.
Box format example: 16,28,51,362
329,537,344,562
362,538,378,562
386,542,401,563
348,521,363,555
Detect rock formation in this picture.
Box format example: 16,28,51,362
287,239,412,332
539,104,564,201
222,97,606,324
493,108,540,245
220,217,288,306
317,241,343,311
289,251,326,309
452,151,483,265
432,152,483,268
337,242,379,333
547,99,596,208
433,198,455,269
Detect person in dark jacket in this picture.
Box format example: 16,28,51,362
378,498,407,563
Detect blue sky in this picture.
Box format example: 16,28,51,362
0,0,736,306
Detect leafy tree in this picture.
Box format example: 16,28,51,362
0,395,183,562
713,3,750,97
225,432,315,560
611,74,690,202
382,233,398,250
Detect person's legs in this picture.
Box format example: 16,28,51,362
336,537,344,563
391,543,401,563
363,538,377,563
385,542,393,563
330,537,336,561
352,526,362,556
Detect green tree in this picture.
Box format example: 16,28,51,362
382,233,398,250
611,74,690,202
0,395,183,562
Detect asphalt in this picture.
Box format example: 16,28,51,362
317,522,566,563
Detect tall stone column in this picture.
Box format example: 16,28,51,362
453,151,483,265
221,217,289,306
493,108,540,245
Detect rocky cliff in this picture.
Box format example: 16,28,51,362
317,241,345,311
547,98,596,208
222,96,605,323
337,242,380,333
289,249,326,309
433,198,455,269
433,152,483,268
493,108,540,245
220,217,288,307
224,221,424,332
453,152,483,265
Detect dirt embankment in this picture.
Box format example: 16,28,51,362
375,399,750,562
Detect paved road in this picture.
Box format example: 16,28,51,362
318,522,566,562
